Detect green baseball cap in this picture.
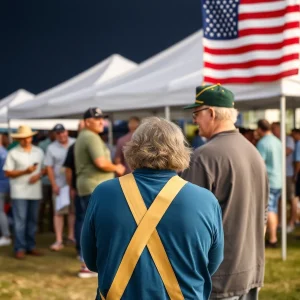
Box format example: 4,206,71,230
184,83,235,109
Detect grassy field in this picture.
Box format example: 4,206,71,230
1,232,300,300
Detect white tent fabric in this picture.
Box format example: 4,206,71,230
0,119,81,131
0,90,34,122
166,70,300,110
8,54,137,117
8,31,204,119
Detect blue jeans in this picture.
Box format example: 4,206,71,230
12,199,40,252
0,193,10,237
268,188,281,214
75,194,91,260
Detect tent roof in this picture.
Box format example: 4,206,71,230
0,90,34,122
9,54,137,113
9,31,203,119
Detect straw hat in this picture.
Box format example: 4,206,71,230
11,125,37,139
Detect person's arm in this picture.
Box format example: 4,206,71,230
81,191,98,273
3,151,37,178
87,135,125,176
256,142,267,162
94,157,125,175
63,146,74,187
44,147,60,194
286,137,295,157
47,166,59,195
65,167,72,187
5,166,36,178
208,202,224,275
294,142,300,181
114,139,123,164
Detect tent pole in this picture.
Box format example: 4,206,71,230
108,118,113,148
7,117,12,144
165,106,171,121
280,95,287,261
293,108,296,128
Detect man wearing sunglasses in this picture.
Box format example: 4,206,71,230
182,84,269,300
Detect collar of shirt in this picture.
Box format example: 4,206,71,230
209,129,239,142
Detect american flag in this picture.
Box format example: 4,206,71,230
202,0,300,84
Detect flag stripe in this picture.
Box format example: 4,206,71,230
239,21,299,37
203,29,300,50
239,5,300,20
204,44,299,62
241,0,284,4
204,38,299,55
204,60,299,78
204,53,299,70
239,1,287,13
239,12,300,30
204,69,299,84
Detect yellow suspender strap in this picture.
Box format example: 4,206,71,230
101,174,187,300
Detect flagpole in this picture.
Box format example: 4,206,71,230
280,95,287,261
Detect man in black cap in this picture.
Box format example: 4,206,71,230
182,84,269,300
44,124,76,251
75,107,125,278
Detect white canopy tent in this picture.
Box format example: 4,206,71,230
8,31,204,119
0,89,34,123
8,54,137,118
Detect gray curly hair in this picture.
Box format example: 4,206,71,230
124,117,191,172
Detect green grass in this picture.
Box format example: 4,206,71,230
1,232,300,299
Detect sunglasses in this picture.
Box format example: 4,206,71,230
192,107,210,119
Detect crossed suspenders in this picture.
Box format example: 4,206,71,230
100,173,187,300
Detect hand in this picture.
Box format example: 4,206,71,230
115,164,126,176
26,165,37,174
52,184,60,195
29,174,41,184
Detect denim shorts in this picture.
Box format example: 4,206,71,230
268,188,281,214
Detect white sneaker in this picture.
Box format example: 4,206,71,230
0,236,12,247
78,267,98,278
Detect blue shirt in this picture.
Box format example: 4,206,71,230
257,134,282,189
0,146,9,194
286,136,295,177
192,135,206,150
82,169,224,300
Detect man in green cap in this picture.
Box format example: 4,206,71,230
182,84,269,300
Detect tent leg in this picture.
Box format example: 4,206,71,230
165,106,171,121
293,108,296,128
7,118,12,144
280,95,287,261
108,118,113,149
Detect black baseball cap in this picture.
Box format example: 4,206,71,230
52,123,66,133
83,107,108,119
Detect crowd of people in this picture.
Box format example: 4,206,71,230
0,83,299,299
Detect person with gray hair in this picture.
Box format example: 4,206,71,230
81,117,224,300
182,84,269,300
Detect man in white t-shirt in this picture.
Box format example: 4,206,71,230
44,124,75,251
4,126,44,259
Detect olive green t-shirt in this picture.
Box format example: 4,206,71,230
75,129,114,196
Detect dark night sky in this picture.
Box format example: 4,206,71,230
0,0,202,99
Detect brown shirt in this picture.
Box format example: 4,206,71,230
114,132,133,174
182,130,269,299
